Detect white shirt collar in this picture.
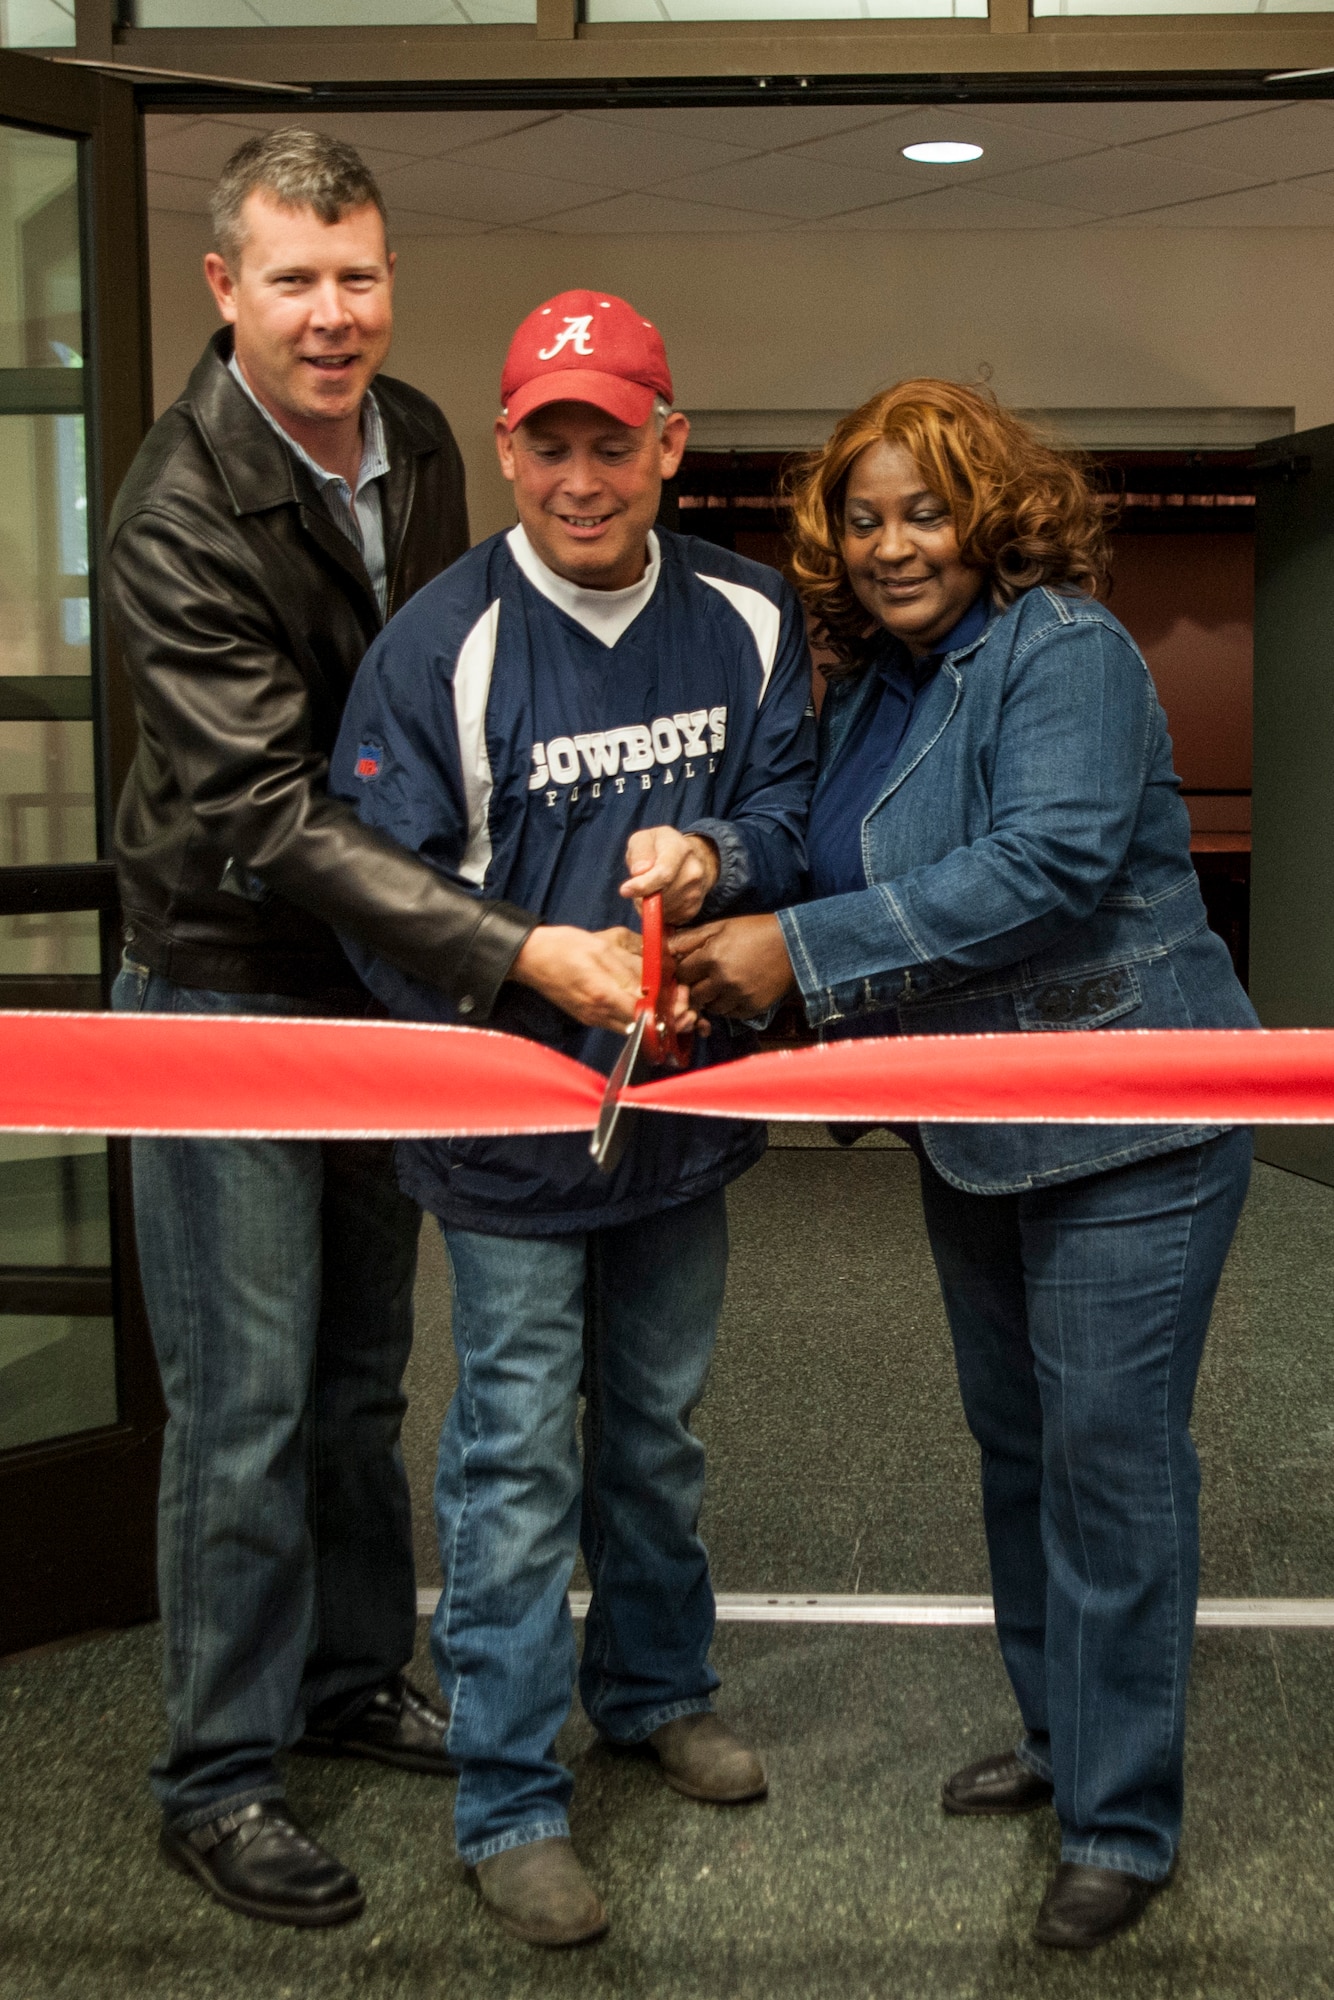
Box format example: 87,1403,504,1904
506,523,660,649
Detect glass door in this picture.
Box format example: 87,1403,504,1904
0,50,157,1654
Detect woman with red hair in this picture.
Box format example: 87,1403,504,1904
674,381,1256,1951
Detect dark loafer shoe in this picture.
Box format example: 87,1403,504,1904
1034,1862,1163,1950
297,1675,455,1777
160,1801,364,1928
942,1751,1054,1816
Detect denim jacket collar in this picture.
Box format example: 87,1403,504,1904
819,592,1001,818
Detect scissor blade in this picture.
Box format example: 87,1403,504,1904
590,1011,649,1173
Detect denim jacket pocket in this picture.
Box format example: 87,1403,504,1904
1013,963,1142,1032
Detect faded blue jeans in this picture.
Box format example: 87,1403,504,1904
435,1191,729,1864
113,961,421,1829
919,1126,1253,1883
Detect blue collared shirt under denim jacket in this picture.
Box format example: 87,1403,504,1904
775,584,1259,1196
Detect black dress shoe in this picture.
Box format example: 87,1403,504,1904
1034,1862,1163,1950
160,1801,364,1928
296,1674,456,1777
942,1751,1054,1816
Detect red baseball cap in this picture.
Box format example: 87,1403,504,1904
501,290,674,429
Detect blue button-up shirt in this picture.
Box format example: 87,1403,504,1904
806,592,991,898
227,354,391,616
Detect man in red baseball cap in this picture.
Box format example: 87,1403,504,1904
333,288,816,1947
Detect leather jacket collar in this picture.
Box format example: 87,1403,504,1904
186,328,439,620
188,327,435,507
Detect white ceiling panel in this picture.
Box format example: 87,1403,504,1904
209,108,558,155
146,169,212,215
983,148,1257,215
806,181,1093,229
960,98,1281,145
531,190,787,233
146,114,414,180
655,150,914,218
573,104,914,150
1135,102,1334,182
373,154,609,224
788,106,1095,180
145,99,1334,232
446,111,748,190
1111,177,1334,226
382,206,496,236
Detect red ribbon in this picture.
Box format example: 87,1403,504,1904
0,1014,1332,1138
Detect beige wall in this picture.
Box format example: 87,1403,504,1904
148,208,1334,545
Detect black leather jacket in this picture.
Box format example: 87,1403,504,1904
107,330,535,1012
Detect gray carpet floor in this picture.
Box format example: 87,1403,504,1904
3,1142,1334,1999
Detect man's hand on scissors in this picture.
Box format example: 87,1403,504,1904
620,827,720,926
510,925,644,1031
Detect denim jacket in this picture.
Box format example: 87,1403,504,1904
776,586,1258,1195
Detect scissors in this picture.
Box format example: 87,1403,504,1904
590,892,691,1173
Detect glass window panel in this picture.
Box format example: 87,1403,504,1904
0,125,114,1452
0,132,94,883
0,127,81,368
0,1135,110,1266
1034,0,1332,11
135,0,533,21
588,0,984,15
0,0,76,45
0,1315,117,1449
0,718,97,865
0,907,101,983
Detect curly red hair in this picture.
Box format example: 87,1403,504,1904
786,379,1110,677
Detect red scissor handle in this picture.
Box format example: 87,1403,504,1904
639,893,691,1068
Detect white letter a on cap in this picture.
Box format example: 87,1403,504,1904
537,315,594,360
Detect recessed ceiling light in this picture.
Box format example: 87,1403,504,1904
902,141,984,164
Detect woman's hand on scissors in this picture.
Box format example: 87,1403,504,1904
620,827,720,925
671,914,798,1018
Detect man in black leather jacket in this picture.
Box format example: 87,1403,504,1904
105,129,642,1931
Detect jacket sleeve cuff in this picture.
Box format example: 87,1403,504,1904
686,818,751,918
777,895,919,1029
436,900,538,1023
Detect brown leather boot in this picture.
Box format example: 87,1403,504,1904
474,1838,608,1948
648,1714,768,1803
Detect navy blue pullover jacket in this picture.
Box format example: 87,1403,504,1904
330,524,816,1235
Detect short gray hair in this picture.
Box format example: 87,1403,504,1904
211,128,388,267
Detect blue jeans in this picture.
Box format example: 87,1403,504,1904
919,1126,1253,1882
435,1191,729,1863
113,963,421,1829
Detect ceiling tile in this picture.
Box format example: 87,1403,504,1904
381,205,495,236
1108,178,1334,226
651,151,911,219
372,153,608,224
147,114,415,180
787,107,1097,183
803,182,1091,230
981,149,1256,216
573,104,914,151
208,108,557,155
447,112,748,191
146,169,212,215
1136,102,1334,182
961,99,1281,146
530,189,786,233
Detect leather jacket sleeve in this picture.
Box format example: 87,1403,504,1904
107,498,537,1019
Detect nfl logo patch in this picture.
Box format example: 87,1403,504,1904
354,743,381,781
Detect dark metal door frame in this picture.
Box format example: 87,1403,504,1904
0,49,160,1657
